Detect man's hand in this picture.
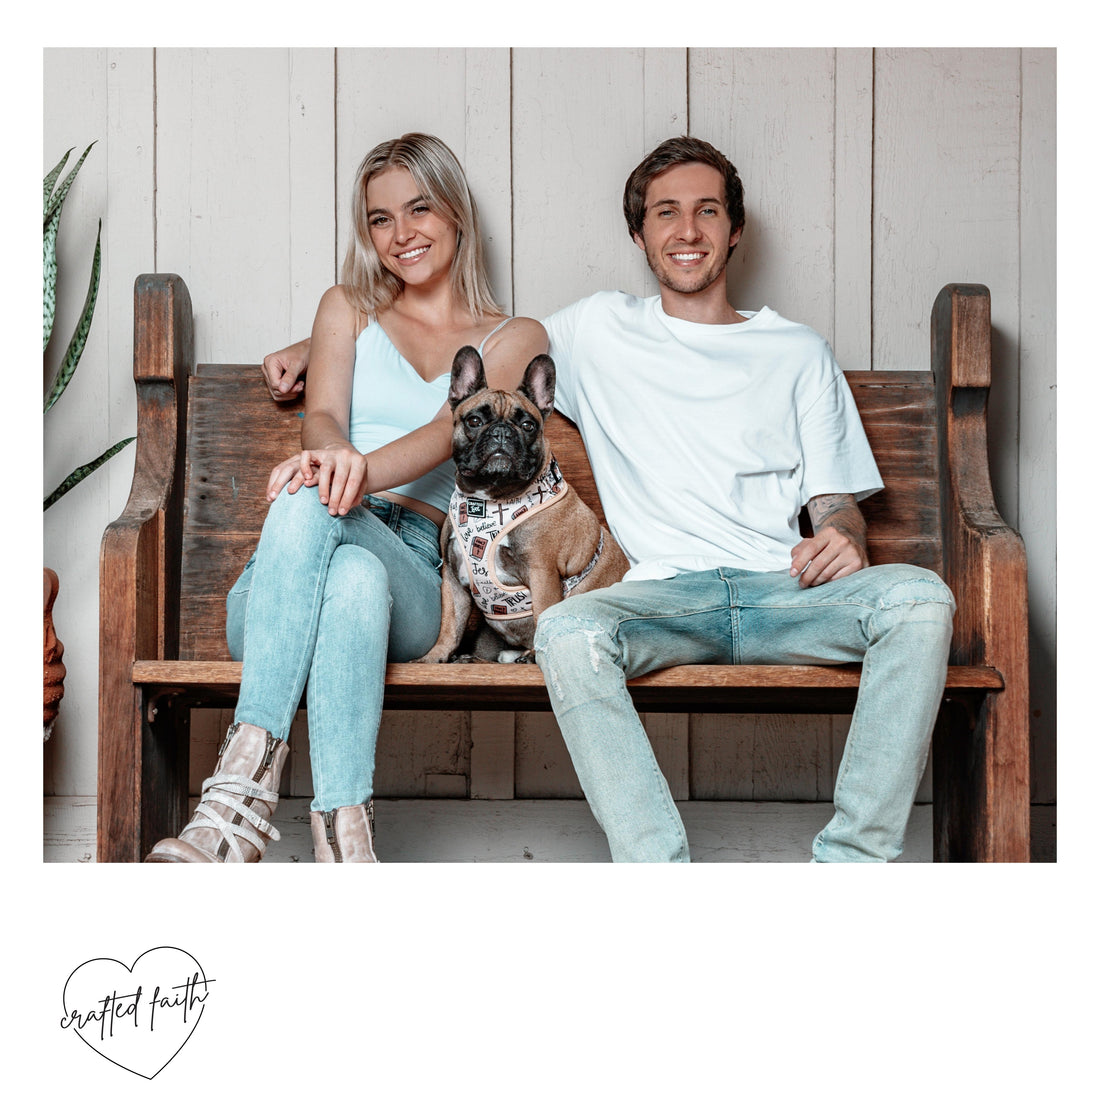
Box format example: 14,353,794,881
790,493,869,588
261,338,311,402
266,443,368,516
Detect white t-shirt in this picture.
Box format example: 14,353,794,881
542,291,883,581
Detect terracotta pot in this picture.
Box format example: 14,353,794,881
44,567,66,740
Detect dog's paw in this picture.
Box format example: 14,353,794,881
412,649,451,664
497,648,536,664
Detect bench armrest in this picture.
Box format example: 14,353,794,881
932,283,1029,671
100,274,192,667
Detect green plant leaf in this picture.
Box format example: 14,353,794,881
44,220,101,413
43,437,134,511
44,148,73,216
43,141,95,227
43,205,61,351
43,142,94,352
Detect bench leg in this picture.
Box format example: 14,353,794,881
97,688,190,862
933,695,1030,862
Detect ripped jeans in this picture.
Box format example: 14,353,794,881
225,487,443,812
533,564,955,862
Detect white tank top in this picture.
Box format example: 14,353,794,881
348,317,513,513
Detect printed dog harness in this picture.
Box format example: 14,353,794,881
449,458,605,620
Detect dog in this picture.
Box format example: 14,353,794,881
416,345,628,663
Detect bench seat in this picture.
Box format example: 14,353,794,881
133,659,1003,713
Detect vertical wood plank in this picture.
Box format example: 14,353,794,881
644,48,687,149
44,49,110,800
470,712,517,799
515,712,583,798
512,47,651,317
691,714,755,800
872,49,1021,374
288,49,338,339
751,714,826,800
1018,48,1056,804
373,711,472,797
465,48,514,315
689,48,838,342
833,47,873,372
156,48,300,362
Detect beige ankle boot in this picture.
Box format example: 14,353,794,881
145,723,289,863
311,801,379,863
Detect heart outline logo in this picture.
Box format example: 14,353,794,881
61,946,213,1080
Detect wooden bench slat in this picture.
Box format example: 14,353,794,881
134,658,1002,690
132,659,1002,716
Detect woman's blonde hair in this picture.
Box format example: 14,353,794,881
341,132,502,319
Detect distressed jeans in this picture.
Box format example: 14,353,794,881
533,564,955,862
225,487,442,811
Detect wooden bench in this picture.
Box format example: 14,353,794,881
98,274,1030,862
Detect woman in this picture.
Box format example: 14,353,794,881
146,133,547,863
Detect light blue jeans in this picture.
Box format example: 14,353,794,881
226,487,443,811
533,564,956,862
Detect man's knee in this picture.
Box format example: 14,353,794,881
871,564,954,609
533,600,623,700
865,564,955,642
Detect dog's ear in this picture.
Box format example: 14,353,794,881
449,346,488,409
518,354,556,422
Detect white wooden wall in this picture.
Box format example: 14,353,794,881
43,47,1057,808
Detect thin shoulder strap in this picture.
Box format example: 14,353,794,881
477,316,514,356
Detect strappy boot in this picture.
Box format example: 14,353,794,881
311,801,379,863
145,723,289,863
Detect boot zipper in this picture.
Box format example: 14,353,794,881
216,727,277,861
323,810,343,862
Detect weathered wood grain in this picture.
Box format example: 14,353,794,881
931,284,1030,861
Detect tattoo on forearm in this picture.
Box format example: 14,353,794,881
807,494,867,542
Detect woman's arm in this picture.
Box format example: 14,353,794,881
266,314,549,506
349,316,550,493
265,287,367,515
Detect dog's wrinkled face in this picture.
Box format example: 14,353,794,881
448,346,556,499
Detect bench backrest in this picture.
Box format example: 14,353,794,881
179,365,941,661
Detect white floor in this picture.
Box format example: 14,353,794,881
45,797,948,863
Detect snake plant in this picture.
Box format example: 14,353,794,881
43,142,133,510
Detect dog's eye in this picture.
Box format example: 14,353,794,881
520,418,537,433
465,415,483,429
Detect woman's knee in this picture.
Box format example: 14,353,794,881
324,546,391,613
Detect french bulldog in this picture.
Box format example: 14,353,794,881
416,345,628,663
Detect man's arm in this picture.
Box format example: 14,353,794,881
262,338,311,402
789,493,870,588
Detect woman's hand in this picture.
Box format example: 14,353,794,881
266,443,368,516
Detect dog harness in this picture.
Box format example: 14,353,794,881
449,457,606,620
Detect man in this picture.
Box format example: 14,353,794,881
263,136,956,862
